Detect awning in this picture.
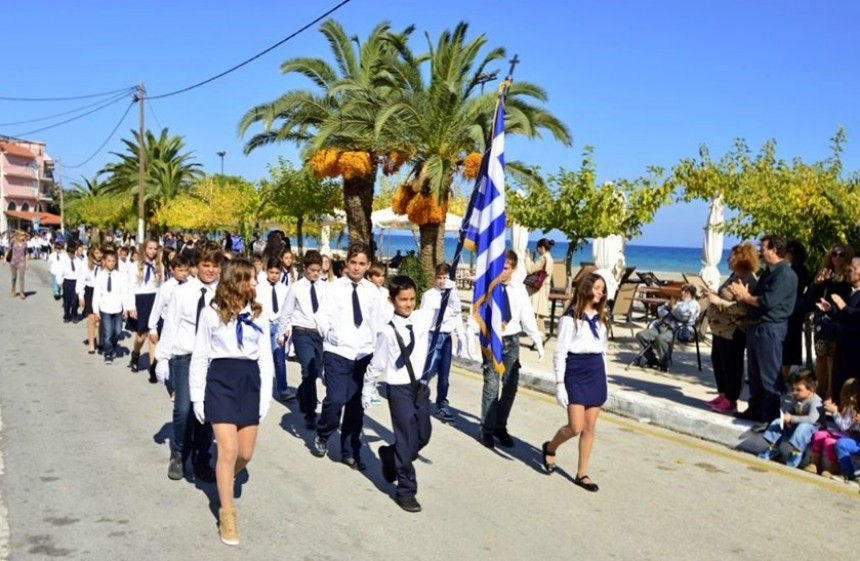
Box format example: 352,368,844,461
4,210,61,226
0,142,36,160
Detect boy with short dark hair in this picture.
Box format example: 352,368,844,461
757,370,822,468
259,257,292,402
92,249,128,363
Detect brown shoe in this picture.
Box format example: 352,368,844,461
218,508,239,546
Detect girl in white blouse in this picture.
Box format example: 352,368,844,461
189,259,273,546
541,273,609,492
76,245,103,354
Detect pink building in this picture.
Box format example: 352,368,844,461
0,137,60,232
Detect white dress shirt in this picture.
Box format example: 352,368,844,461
76,262,102,297
376,284,394,326
156,277,218,362
189,304,274,417
49,251,64,277
420,280,465,339
552,312,608,383
316,276,381,360
92,268,130,315
58,253,79,282
256,279,289,324
277,276,329,335
148,277,182,333
365,309,433,390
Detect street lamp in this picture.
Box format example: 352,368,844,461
216,150,226,175
476,70,499,93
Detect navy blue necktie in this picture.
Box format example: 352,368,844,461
584,313,601,339
310,281,319,313
107,272,112,293
144,262,154,283
270,283,279,313
236,312,263,349
70,258,75,272
281,271,290,285
352,282,363,327
501,284,512,323
195,288,207,333
395,324,415,369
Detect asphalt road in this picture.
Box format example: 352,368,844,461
0,261,855,561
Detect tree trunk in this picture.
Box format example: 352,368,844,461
342,173,376,260
418,222,445,286
565,237,580,288
296,218,304,255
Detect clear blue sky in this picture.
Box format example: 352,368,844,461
1,1,857,247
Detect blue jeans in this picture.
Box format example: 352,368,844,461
762,420,816,451
169,354,213,466
50,274,60,297
835,436,860,478
481,336,520,433
426,332,453,406
293,328,323,419
270,322,287,395
100,312,123,357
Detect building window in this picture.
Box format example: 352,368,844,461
20,202,30,211
7,202,16,211
34,203,42,212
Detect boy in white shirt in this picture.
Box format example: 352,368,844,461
257,256,292,402
92,249,129,363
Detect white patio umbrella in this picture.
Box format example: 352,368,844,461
699,196,724,290
317,209,345,256
511,223,529,282
593,234,626,301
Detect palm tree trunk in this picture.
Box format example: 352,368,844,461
296,217,304,254
343,173,376,259
418,222,445,286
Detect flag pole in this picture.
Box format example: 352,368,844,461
422,56,519,379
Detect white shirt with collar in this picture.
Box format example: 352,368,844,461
155,277,218,362
76,262,102,296
127,260,161,296
376,284,394,326
277,276,329,335
552,311,608,383
465,280,545,356
420,279,465,339
49,251,64,276
148,277,182,333
256,279,289,324
316,276,381,360
92,268,130,315
58,253,79,282
189,304,274,417
364,309,434,390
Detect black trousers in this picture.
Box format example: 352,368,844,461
387,384,432,498
317,352,371,461
62,279,78,320
711,328,746,401
746,321,787,421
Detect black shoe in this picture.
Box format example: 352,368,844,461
277,389,297,402
148,362,158,384
193,464,216,483
343,457,367,472
573,474,599,492
304,416,317,430
479,432,495,449
493,428,515,448
395,495,422,513
541,442,556,475
312,437,328,458
379,445,396,483
167,455,184,481
129,352,140,372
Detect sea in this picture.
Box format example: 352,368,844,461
306,232,732,275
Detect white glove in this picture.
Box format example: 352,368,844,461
537,348,545,363
193,401,205,424
259,399,271,421
555,385,569,408
361,388,373,410
155,360,170,384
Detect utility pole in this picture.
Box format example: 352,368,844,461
136,82,146,244
216,150,226,175
57,158,65,235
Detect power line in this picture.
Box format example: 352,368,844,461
0,86,135,102
0,90,132,127
146,97,163,131
10,94,131,138
148,0,354,100
65,100,136,169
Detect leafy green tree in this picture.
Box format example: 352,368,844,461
65,175,131,239
259,158,341,253
508,147,672,271
100,128,203,236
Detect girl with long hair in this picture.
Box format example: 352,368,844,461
76,245,104,354
127,239,163,378
541,273,609,492
189,259,273,546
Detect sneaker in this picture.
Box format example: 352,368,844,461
167,455,184,481
493,428,515,448
370,388,381,405
784,451,803,469
757,447,779,461
312,437,328,458
705,395,723,405
342,457,367,472
709,398,737,414
379,445,396,483
218,508,239,546
394,495,422,513
434,406,456,423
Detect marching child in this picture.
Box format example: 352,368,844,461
148,254,191,383
421,263,465,423
367,262,392,324
363,275,433,513
49,241,64,300
60,242,80,323
189,258,273,546
757,370,822,468
127,239,163,375
256,257,292,402
278,250,328,428
76,245,104,354
279,248,297,287
92,249,128,363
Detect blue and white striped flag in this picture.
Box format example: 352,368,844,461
463,100,507,374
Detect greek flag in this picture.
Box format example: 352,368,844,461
463,99,507,374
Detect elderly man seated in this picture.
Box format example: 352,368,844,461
635,285,701,369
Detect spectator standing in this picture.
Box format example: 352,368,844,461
782,241,811,376
524,239,555,339
8,230,29,299
816,256,860,406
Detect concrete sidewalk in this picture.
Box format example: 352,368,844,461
452,309,761,450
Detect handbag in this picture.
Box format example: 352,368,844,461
523,269,548,290
389,321,431,406
4,249,11,263
813,312,841,341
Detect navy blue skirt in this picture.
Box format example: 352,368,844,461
564,353,607,407
204,358,261,426
82,286,95,316
126,293,156,334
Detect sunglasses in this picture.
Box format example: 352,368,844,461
832,250,846,258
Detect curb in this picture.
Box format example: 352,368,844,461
451,356,756,449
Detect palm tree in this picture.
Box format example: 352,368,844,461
376,22,571,278
238,19,413,255
101,128,202,236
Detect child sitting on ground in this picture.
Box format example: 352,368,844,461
807,378,859,477
757,370,822,468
